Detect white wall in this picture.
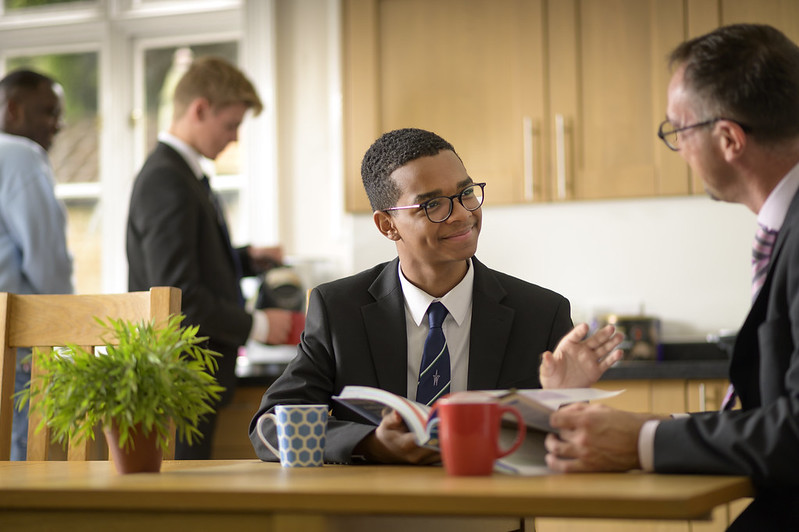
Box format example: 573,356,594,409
343,195,757,342
275,0,757,343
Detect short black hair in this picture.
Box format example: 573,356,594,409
361,128,460,212
670,23,799,144
0,69,55,98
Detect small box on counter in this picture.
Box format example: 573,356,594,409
603,315,661,361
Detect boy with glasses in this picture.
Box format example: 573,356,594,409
250,127,622,466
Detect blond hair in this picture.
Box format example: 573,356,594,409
172,56,263,119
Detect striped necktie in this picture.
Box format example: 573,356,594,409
751,223,779,300
722,223,780,410
416,302,451,406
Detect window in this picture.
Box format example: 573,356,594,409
0,0,273,294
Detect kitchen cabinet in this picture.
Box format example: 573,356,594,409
342,0,692,212
211,385,262,459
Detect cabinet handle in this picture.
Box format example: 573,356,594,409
555,114,568,200
698,383,706,412
523,116,536,201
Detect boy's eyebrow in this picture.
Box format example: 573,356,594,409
412,178,475,203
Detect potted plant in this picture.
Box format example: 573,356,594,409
15,315,224,473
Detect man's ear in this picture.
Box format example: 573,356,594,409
3,99,22,130
187,97,211,122
374,210,400,241
718,120,747,162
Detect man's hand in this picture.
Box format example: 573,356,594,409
539,323,624,389
248,245,284,272
263,308,294,344
545,402,663,472
353,410,440,464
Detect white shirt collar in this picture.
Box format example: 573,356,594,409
157,131,212,180
397,258,474,327
757,160,799,231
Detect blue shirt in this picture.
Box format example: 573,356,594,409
0,132,73,295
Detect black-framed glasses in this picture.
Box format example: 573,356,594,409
384,182,486,223
657,118,751,151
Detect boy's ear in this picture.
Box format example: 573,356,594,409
374,210,400,241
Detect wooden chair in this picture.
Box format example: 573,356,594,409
0,287,181,461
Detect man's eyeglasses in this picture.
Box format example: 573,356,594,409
384,182,486,223
657,118,751,151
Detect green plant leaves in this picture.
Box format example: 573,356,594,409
14,314,225,452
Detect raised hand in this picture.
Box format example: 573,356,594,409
539,323,624,389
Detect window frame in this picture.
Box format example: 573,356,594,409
0,0,279,293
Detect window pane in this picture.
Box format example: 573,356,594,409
5,0,89,10
5,52,100,294
144,42,239,175
8,52,99,184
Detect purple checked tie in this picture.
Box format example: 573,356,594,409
722,223,780,410
416,302,451,406
751,223,779,300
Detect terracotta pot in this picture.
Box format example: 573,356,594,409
103,422,163,474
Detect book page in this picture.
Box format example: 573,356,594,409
333,386,434,446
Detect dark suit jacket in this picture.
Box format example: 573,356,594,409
127,142,252,398
654,188,799,524
248,256,573,463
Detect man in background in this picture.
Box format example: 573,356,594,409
0,69,74,460
545,24,799,529
127,56,293,460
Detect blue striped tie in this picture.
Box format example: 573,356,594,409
416,302,451,406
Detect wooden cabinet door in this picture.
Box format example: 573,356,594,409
547,0,691,200
343,0,548,212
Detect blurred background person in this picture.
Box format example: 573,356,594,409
0,69,74,460
127,56,293,460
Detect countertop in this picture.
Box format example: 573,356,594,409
235,341,731,387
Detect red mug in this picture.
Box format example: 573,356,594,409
429,394,526,476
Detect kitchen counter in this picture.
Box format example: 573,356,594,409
235,341,731,387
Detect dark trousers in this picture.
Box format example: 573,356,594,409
175,411,218,460
727,493,799,532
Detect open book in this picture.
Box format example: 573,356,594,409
332,385,623,475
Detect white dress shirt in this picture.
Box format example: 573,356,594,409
398,258,474,401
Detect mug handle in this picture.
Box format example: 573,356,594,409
255,412,282,459
495,405,526,458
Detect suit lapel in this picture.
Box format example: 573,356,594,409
467,258,513,390
732,188,799,405
158,143,239,271
363,258,408,396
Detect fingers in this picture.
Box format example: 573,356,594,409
561,323,590,345
584,324,618,349
544,432,590,473
539,351,554,377
598,349,624,369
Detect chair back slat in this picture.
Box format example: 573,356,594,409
0,287,181,461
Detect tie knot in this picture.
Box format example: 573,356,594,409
427,301,448,329
753,224,779,259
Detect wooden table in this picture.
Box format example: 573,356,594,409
0,460,753,531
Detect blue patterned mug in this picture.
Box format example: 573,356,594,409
256,404,328,467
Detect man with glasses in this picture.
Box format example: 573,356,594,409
250,128,623,469
546,24,799,529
